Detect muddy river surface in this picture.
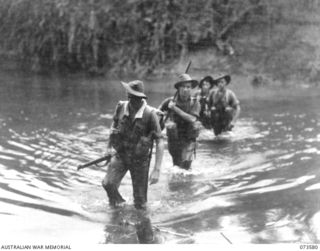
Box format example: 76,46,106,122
0,67,319,244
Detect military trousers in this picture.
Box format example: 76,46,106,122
102,154,150,209
199,110,212,129
166,122,197,170
210,106,234,135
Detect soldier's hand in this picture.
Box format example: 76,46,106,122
106,147,114,156
225,106,233,112
149,169,160,185
227,123,234,131
168,100,176,110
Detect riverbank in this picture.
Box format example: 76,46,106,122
1,0,320,87
3,22,319,90
152,12,320,88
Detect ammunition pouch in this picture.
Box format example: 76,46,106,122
186,121,201,140
134,136,153,157
214,104,226,112
109,130,123,153
166,120,201,140
166,121,178,140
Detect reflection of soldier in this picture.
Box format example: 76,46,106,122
159,74,201,170
196,75,216,129
135,212,156,243
104,208,159,244
207,74,241,136
102,80,164,210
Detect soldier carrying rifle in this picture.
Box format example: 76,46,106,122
159,73,201,170
101,80,164,210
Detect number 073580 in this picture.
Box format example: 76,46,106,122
300,245,318,250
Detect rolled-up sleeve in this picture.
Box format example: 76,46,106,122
111,101,125,129
158,97,171,112
228,91,240,108
149,111,164,140
190,99,201,118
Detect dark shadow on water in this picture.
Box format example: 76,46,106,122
0,182,45,200
168,174,194,193
103,206,163,244
204,137,237,155
0,197,86,218
0,212,14,215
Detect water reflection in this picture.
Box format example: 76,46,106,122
103,206,159,244
0,68,319,243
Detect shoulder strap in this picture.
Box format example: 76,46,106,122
143,105,153,119
115,101,128,120
144,105,166,133
225,89,229,104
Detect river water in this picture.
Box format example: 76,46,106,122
0,66,319,244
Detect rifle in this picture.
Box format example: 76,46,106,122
163,60,192,123
184,60,192,74
77,154,113,171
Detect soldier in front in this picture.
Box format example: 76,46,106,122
102,80,164,210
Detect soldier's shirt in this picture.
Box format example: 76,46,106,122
159,96,200,120
159,96,200,137
208,88,240,109
111,100,163,156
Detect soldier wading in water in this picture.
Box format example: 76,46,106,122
159,74,201,170
207,74,241,136
102,80,164,210
196,75,217,129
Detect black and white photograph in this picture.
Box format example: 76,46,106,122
0,0,319,249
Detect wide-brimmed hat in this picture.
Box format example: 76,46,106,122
212,74,231,85
121,80,147,98
174,73,198,89
199,75,215,88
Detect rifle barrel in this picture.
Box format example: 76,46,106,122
77,155,112,171
185,60,192,74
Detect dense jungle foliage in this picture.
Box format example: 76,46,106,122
0,0,290,75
